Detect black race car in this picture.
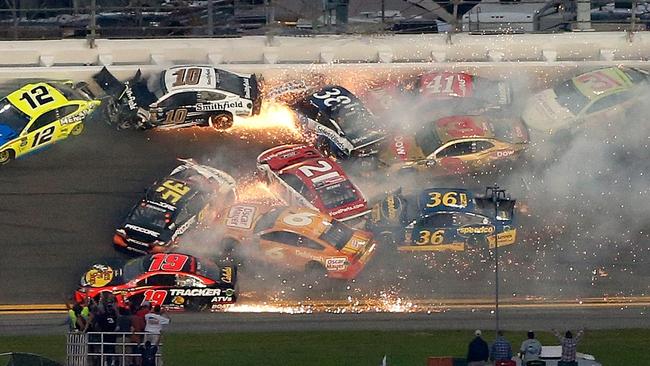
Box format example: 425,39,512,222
94,65,261,130
113,159,237,254
291,85,386,159
368,188,517,253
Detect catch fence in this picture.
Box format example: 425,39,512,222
66,331,163,366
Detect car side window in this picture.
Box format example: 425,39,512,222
58,104,79,118
436,142,475,158
261,231,301,246
296,235,324,250
198,91,226,102
141,274,175,287
420,213,454,228
586,91,631,114
280,173,309,195
159,92,197,109
175,274,205,287
28,109,58,132
317,114,337,131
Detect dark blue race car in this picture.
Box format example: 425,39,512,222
367,188,517,253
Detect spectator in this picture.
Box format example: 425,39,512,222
519,331,542,365
490,330,513,362
137,341,158,366
96,301,118,366
144,305,170,346
116,306,133,365
65,297,90,332
553,328,584,366
131,302,148,347
466,329,489,366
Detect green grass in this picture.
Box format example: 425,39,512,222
2,329,649,365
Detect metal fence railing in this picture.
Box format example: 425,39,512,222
0,0,649,43
66,331,163,366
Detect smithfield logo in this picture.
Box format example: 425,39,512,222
122,84,138,111
457,224,494,237
196,101,244,112
242,78,251,99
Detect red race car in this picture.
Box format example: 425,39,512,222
362,71,511,116
256,144,369,222
74,252,236,311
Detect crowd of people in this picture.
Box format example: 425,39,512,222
65,294,170,366
467,329,585,366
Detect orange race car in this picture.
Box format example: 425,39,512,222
217,203,377,280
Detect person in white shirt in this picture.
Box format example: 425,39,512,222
144,305,170,346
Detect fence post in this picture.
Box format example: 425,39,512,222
88,0,97,48
207,0,214,36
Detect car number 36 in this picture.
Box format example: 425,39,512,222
313,88,352,107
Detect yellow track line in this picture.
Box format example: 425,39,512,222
2,296,650,314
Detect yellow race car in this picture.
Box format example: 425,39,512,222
0,81,101,165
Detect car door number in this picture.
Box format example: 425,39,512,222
20,85,55,109
143,289,168,305
313,88,351,107
297,160,342,185
31,126,55,148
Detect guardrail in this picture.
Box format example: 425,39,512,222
67,331,164,366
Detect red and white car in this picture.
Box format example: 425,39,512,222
256,144,369,222
361,71,511,116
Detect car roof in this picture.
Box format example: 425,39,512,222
281,157,348,190
272,206,332,237
6,82,69,118
161,65,218,93
572,67,636,100
433,115,495,143
145,178,200,209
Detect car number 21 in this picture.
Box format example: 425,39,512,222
313,88,351,107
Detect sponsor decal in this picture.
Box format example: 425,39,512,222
149,200,177,212
211,296,234,303
221,267,233,284
295,250,324,262
457,224,495,237
170,288,222,297
225,205,256,229
84,264,114,287
384,195,399,220
261,145,305,161
196,100,244,112
122,84,138,111
125,224,160,238
315,124,348,152
392,136,409,161
61,108,92,125
242,78,252,99
329,202,365,217
493,150,515,158
325,257,349,271
126,238,152,247
172,296,185,305
172,216,195,240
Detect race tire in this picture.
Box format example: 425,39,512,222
0,149,14,165
210,113,234,130
70,123,84,136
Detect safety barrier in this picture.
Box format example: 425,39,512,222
66,331,163,366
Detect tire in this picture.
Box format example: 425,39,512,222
70,122,84,136
0,149,14,165
210,113,234,130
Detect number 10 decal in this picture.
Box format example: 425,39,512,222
31,126,55,148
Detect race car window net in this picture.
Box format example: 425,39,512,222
0,100,30,132
28,110,58,132
317,181,359,209
415,124,443,156
158,92,197,109
319,220,354,251
129,204,171,230
216,69,247,97
553,80,590,115
586,91,632,114
329,102,380,139
253,208,283,233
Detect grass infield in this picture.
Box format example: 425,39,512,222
1,329,648,365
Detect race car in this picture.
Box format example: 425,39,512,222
522,66,650,133
0,81,101,165
113,158,237,254
74,252,236,311
362,71,511,116
218,203,377,280
256,144,369,222
291,85,386,159
93,65,261,130
377,114,528,175
367,188,517,252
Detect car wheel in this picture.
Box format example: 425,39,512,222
210,113,234,130
0,149,14,165
70,123,84,136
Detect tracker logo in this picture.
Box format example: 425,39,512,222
196,101,244,111
211,296,234,303
125,224,160,238
170,288,221,297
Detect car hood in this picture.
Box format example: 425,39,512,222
522,89,576,132
0,124,18,145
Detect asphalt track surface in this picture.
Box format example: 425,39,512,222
1,87,649,333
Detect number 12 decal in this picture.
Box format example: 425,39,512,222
31,126,55,147
20,85,55,109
